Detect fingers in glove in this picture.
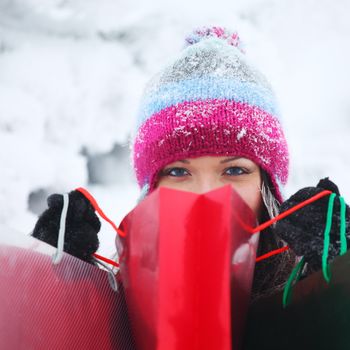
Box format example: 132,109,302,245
32,190,101,264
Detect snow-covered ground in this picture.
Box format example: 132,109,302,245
0,0,349,257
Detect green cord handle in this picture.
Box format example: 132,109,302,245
339,196,347,255
322,193,336,283
282,257,305,308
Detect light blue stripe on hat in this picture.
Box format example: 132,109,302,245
137,77,280,128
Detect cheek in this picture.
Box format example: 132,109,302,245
156,177,191,191
231,183,262,217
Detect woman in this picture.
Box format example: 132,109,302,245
32,26,349,301
130,25,296,299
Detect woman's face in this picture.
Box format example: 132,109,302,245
156,156,263,216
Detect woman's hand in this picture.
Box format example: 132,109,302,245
274,178,349,272
32,190,101,264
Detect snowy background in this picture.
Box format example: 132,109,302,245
1,0,349,257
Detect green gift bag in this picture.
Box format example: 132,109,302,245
244,251,350,349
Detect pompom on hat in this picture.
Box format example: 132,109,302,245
132,26,289,202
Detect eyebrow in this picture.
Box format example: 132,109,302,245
220,157,243,164
178,157,243,165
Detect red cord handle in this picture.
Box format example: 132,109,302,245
250,190,332,234
75,187,125,268
255,246,290,263
76,187,126,238
93,252,120,268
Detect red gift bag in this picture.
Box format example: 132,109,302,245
118,185,259,350
0,227,135,349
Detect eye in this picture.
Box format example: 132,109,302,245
161,167,190,177
223,166,248,176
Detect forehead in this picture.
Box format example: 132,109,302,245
166,156,258,166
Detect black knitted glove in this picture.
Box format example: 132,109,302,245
274,178,350,272
32,190,101,264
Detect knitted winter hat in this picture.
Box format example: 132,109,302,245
132,26,289,202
